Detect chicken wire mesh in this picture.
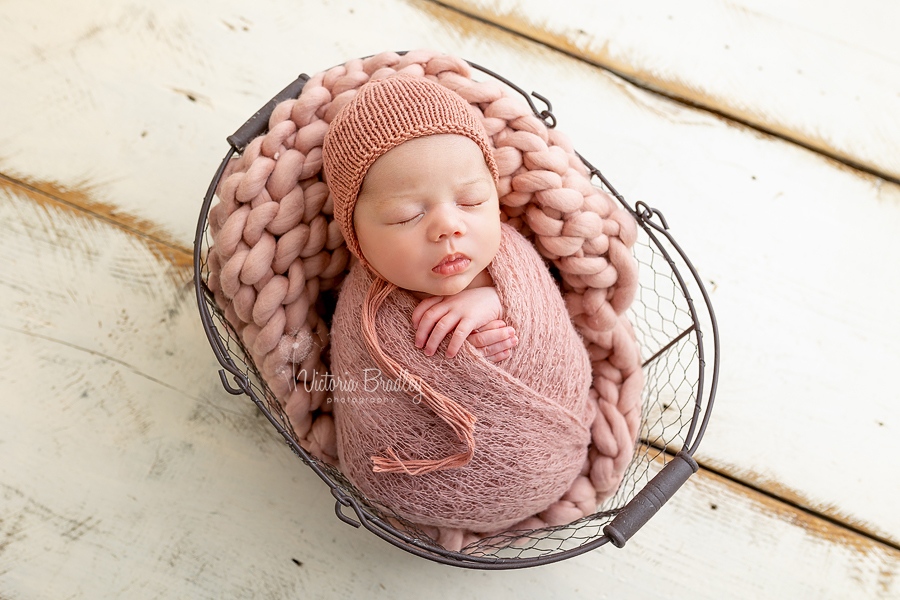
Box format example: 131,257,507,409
192,58,719,569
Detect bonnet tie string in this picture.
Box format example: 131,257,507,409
360,276,477,475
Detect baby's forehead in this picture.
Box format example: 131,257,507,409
358,172,495,206
357,135,495,203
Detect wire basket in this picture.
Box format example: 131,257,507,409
192,56,719,570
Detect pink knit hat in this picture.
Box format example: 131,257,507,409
322,74,499,265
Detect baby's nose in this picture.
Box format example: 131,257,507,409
428,206,466,241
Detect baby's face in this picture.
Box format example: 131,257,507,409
354,134,501,297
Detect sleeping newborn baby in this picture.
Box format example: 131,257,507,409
322,74,596,540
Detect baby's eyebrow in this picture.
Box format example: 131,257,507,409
458,176,492,190
357,193,418,218
357,186,411,206
373,192,416,207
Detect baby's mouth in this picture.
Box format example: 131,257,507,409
432,253,471,275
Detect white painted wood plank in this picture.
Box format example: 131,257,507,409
441,0,900,181
1,187,896,598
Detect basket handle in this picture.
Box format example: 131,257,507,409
226,74,310,151
603,451,699,548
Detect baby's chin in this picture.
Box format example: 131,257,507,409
406,274,478,299
406,284,465,300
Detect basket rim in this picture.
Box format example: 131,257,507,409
191,53,720,569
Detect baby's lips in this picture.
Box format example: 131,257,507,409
432,253,471,275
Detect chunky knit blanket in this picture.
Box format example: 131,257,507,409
205,49,643,551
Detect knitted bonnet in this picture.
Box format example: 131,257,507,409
322,73,500,269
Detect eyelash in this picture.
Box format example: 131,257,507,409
391,200,486,225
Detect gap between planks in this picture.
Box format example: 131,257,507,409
0,171,192,269
666,445,900,555
425,0,900,187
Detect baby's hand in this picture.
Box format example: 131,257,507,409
411,287,517,360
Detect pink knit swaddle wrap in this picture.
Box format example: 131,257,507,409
331,224,594,531
204,49,644,550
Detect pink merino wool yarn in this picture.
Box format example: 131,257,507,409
205,49,644,549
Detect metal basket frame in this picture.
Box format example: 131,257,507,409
192,56,720,569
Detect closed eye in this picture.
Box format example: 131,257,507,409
458,199,487,208
390,213,423,225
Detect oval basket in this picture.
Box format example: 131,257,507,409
192,55,720,569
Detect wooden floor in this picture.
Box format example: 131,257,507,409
2,0,899,597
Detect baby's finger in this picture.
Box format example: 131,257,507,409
468,326,516,349
475,320,507,334
446,318,478,358
481,334,519,360
412,295,444,329
484,348,513,362
415,303,452,348
423,314,461,356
